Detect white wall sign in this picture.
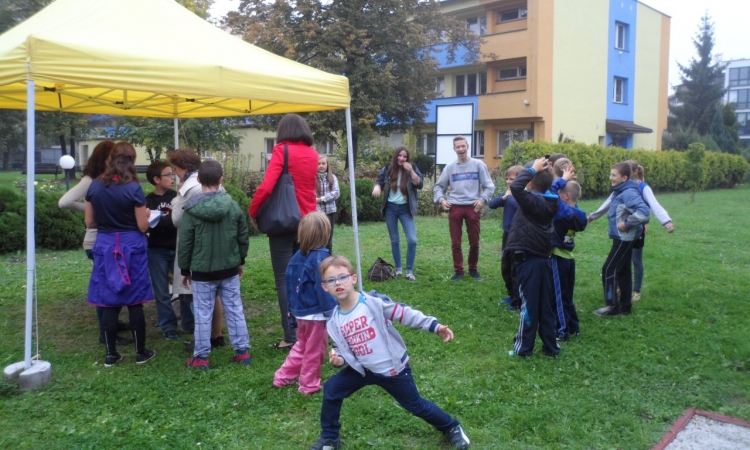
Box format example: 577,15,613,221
435,103,474,165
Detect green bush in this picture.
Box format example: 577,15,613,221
0,211,25,253
337,179,383,225
500,141,749,198
35,191,85,250
0,189,85,254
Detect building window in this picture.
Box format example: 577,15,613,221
435,77,445,98
729,67,750,87
497,66,527,81
423,133,436,155
455,72,487,97
473,131,484,157
737,113,750,136
316,140,335,155
497,129,532,157
729,89,750,109
466,16,487,36
613,77,627,104
264,138,277,155
497,8,527,23
615,22,628,50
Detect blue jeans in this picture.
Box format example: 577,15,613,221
192,275,249,358
632,247,644,292
148,247,177,333
384,202,417,272
320,365,457,440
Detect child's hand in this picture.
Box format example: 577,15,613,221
532,157,547,172
665,222,675,233
181,275,192,289
562,165,575,181
436,325,454,342
329,349,345,368
617,221,628,232
502,188,511,200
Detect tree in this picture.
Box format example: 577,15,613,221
175,0,214,20
223,0,480,167
684,142,706,203
709,107,736,154
669,14,725,135
114,117,241,163
36,112,91,178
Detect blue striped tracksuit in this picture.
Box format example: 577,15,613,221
549,178,588,341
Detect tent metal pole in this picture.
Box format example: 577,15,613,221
25,80,36,370
345,108,363,292
174,118,179,149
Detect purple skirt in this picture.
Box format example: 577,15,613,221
88,231,153,307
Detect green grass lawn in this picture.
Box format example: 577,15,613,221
0,185,748,449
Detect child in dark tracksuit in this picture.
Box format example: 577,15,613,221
505,158,560,358
550,175,587,341
489,165,523,310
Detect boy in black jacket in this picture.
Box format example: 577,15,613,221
505,157,560,357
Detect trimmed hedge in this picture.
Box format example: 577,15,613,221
0,188,85,253
337,179,383,226
500,141,749,198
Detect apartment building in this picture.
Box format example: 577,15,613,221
421,0,670,168
725,59,750,144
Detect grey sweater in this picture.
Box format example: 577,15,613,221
433,158,495,206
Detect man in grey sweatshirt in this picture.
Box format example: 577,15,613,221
433,136,495,281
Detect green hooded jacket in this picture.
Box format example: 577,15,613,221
178,191,249,282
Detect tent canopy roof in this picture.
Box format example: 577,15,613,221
0,0,350,118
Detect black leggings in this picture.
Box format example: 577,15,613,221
601,239,635,308
101,304,146,354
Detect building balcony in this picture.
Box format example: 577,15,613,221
480,27,531,64
478,90,536,121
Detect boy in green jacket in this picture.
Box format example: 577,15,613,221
178,160,250,369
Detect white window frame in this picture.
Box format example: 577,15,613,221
497,8,528,23
466,16,487,36
615,22,627,50
316,140,335,155
497,66,527,81
497,130,532,157
455,72,487,97
613,77,625,104
473,130,485,157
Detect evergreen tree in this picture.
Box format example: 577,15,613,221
710,107,736,154
223,0,480,166
669,14,725,135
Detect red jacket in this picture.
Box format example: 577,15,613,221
249,141,318,219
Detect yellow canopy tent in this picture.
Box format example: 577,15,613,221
0,0,363,386
0,0,350,116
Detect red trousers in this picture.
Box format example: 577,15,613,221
448,205,481,274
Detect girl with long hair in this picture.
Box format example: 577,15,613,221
372,145,423,281
315,154,340,253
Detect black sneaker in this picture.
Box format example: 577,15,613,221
104,352,123,367
211,335,226,348
136,349,156,365
445,424,471,449
469,270,483,281
164,330,179,340
593,305,620,317
310,437,342,450
450,273,464,282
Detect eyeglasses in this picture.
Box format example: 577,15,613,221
323,273,354,287
160,173,176,178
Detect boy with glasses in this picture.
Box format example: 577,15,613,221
145,162,180,340
309,255,470,450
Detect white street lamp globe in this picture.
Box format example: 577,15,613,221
59,155,75,170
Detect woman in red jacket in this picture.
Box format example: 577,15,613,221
249,114,319,350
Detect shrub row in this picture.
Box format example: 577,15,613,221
0,187,85,253
500,141,749,199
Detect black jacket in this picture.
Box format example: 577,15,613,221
505,168,558,258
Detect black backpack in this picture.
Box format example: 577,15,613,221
367,257,395,282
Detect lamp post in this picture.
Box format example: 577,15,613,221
59,155,75,191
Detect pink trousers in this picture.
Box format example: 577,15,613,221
273,319,328,394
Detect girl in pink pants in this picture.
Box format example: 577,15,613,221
273,212,337,394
